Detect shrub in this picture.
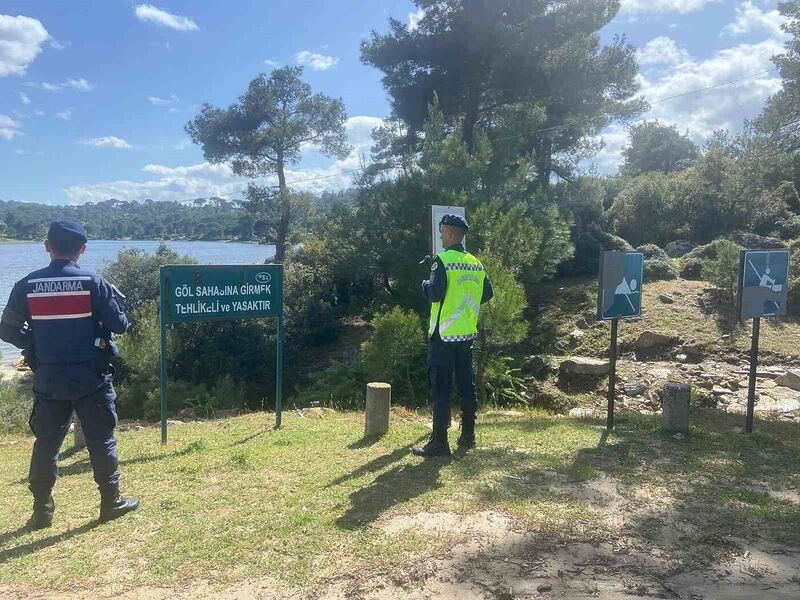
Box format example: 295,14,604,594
702,240,741,305
644,259,678,281
561,226,632,276
360,308,427,404
0,378,32,433
680,257,705,280
294,360,366,410
636,244,669,262
99,243,196,311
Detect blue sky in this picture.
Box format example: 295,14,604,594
0,0,790,205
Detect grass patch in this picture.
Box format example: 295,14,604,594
0,409,798,594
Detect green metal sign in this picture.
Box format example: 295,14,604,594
159,264,285,444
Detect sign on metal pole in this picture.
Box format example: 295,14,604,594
737,249,790,433
430,205,466,256
597,252,644,430
159,264,284,444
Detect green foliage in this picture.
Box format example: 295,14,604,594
362,0,644,185
99,243,196,311
609,172,680,247
482,356,527,407
295,360,366,411
186,66,350,261
620,121,699,177
360,308,427,404
0,199,255,242
0,378,32,433
702,240,741,305
644,259,678,281
475,255,528,403
636,244,669,262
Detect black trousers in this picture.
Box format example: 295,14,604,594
28,364,120,499
427,337,478,429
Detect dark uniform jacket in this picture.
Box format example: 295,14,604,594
0,259,128,365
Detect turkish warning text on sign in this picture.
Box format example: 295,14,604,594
738,250,790,320
164,264,283,324
597,252,644,321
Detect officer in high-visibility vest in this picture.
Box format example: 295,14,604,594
413,214,493,457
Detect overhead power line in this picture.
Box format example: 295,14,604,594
163,67,782,204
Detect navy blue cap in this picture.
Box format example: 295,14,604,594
439,213,469,230
48,219,88,245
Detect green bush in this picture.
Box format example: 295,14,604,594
99,243,196,311
636,244,669,262
702,240,741,305
679,257,705,280
644,259,678,281
0,378,32,433
360,307,427,404
294,360,366,410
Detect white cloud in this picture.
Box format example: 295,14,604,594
65,78,93,91
408,8,425,31
0,14,49,77
263,59,279,67
589,122,630,174
345,116,384,151
637,36,691,68
30,77,94,92
18,91,30,104
589,39,782,173
65,115,387,204
620,0,721,14
134,4,198,32
148,94,179,106
79,136,132,149
49,38,68,50
725,1,787,39
56,108,73,121
0,114,22,140
295,50,338,71
33,109,45,116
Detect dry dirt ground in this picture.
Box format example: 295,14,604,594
4,486,798,600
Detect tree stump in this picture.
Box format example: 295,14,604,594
365,383,391,437
73,413,86,449
662,382,690,435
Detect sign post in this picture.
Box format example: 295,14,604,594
737,249,790,433
430,205,466,256
597,252,644,430
159,264,284,444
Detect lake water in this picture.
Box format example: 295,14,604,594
0,240,275,366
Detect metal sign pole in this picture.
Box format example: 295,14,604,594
607,318,619,430
160,268,169,445
745,317,760,434
275,306,284,428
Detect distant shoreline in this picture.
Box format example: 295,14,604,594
0,238,270,245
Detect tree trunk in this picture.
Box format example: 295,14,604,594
275,151,289,263
462,93,480,155
534,138,553,189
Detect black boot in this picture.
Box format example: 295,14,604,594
412,424,451,457
27,494,55,530
99,490,140,523
457,418,475,449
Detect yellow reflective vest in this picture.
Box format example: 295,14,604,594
428,249,486,342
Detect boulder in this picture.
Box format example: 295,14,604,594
658,294,675,304
665,240,697,258
569,329,585,345
624,382,647,397
526,355,557,378
635,331,678,350
568,407,604,419
775,370,800,392
560,357,610,376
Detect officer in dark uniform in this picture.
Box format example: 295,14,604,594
413,214,493,457
0,220,140,529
